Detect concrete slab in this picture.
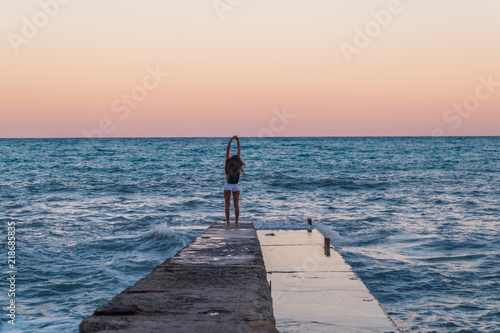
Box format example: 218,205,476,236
80,222,277,333
257,229,399,333
258,244,347,272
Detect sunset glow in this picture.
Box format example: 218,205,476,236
1,0,499,138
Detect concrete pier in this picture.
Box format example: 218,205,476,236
80,222,277,333
81,223,399,332
257,229,399,333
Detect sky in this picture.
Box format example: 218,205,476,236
1,0,499,138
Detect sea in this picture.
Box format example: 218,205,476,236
0,137,499,332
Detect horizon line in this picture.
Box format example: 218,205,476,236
1,135,499,140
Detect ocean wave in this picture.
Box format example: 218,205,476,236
266,177,390,191
2,137,499,333
183,198,206,207
314,222,353,246
421,254,486,263
142,222,176,238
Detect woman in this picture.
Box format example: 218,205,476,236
224,135,245,226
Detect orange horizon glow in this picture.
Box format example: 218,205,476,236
1,0,499,138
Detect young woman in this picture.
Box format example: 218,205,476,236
224,135,245,226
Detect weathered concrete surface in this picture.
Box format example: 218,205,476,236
257,229,400,333
80,222,277,333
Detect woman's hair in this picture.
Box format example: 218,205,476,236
227,154,245,174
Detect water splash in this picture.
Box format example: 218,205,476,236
143,222,176,238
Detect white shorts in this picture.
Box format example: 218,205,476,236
224,179,241,192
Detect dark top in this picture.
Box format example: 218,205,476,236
225,160,240,184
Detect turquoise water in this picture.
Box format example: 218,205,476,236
0,137,499,332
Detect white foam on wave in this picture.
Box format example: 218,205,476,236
143,222,176,238
314,222,358,247
315,222,341,240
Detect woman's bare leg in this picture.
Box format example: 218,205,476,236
224,190,232,225
233,191,240,226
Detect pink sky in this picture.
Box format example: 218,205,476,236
1,0,499,138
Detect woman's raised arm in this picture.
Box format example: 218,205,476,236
235,136,241,157
225,137,233,160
